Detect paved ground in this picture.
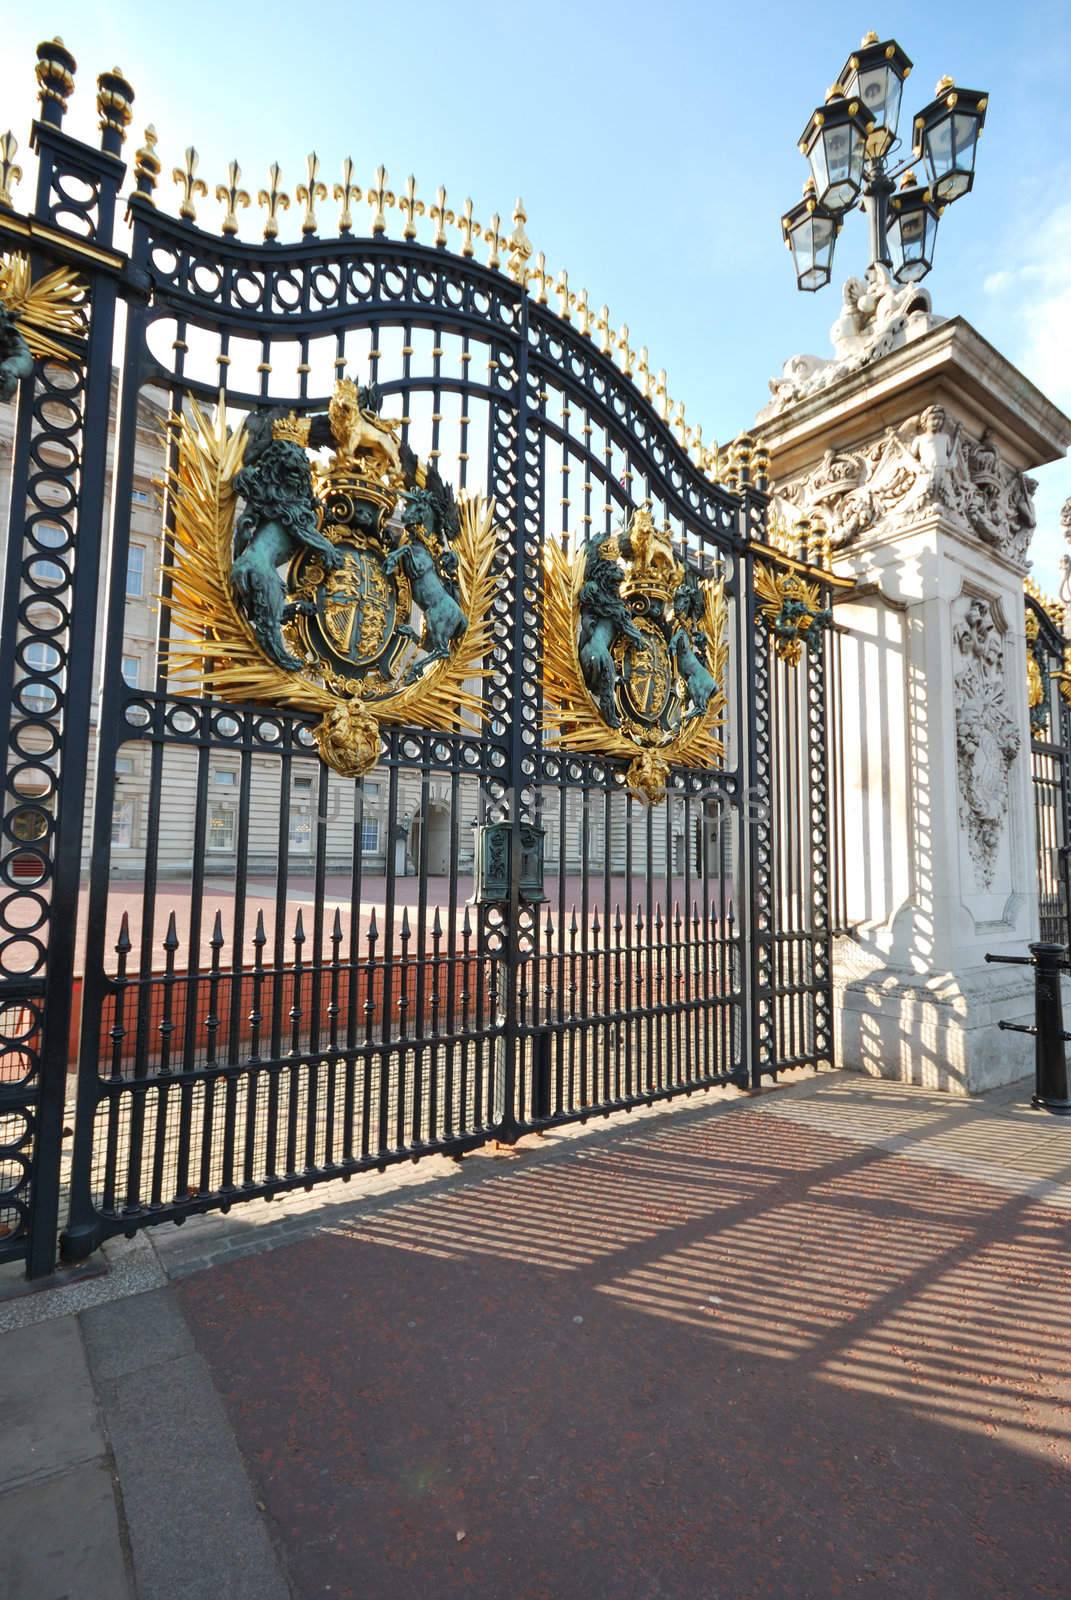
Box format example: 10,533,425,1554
1,1070,1070,1599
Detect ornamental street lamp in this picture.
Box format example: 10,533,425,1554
781,32,989,291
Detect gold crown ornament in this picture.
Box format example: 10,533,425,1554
271,410,312,447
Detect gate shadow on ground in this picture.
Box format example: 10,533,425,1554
178,1098,1071,1600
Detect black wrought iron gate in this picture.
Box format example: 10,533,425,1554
0,45,836,1276
1027,590,1071,948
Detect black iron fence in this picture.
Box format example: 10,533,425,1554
0,44,838,1275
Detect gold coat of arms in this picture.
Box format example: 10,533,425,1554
542,508,728,803
163,379,499,776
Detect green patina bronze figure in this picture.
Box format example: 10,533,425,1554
577,535,648,729
230,410,345,670
670,570,718,721
0,305,34,403
388,455,469,683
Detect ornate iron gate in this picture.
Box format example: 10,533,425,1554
1026,589,1071,948
0,45,837,1275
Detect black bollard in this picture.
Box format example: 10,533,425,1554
1029,942,1071,1115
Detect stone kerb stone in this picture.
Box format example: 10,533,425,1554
757,313,1071,1093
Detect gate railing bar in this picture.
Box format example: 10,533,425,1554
986,943,1071,1115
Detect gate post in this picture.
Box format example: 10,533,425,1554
0,51,131,1272
758,315,1071,1092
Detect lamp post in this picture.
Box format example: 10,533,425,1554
782,32,989,291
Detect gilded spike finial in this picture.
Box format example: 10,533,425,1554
507,197,532,284
334,157,361,234
367,166,394,236
215,161,250,236
398,174,424,240
257,162,290,240
35,38,77,120
529,251,551,304
296,152,327,237
172,147,208,222
96,67,134,147
655,369,669,422
596,305,612,357
484,211,504,270
617,324,634,377
132,125,160,202
637,346,652,401
456,197,480,257
430,185,454,247
0,133,23,211
574,288,592,337
555,269,573,322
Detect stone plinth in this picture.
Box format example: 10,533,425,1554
759,316,1071,1092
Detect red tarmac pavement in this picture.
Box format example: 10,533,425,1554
178,1102,1071,1600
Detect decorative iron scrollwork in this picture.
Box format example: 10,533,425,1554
543,506,728,803
162,377,500,778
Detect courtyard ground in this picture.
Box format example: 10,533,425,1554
1,1069,1069,1599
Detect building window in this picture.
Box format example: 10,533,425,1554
361,782,381,854
207,804,235,852
111,799,134,848
22,640,60,713
211,769,236,787
131,487,152,506
216,714,239,737
115,757,134,775
126,544,145,597
32,521,66,586
120,655,140,689
289,811,312,852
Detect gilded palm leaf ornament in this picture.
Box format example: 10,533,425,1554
162,379,500,778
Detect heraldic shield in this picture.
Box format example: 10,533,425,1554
162,378,500,777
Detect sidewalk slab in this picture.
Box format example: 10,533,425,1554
0,1459,129,1600
0,1319,104,1494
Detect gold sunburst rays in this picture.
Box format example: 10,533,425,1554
0,252,86,361
542,537,728,804
159,400,500,775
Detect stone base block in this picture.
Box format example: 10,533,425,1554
834,962,1038,1095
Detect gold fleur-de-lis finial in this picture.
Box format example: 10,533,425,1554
215,160,250,236
334,157,361,234
484,211,504,270
296,151,327,237
456,197,480,257
172,147,208,222
574,288,592,337
257,162,290,240
617,324,634,376
636,346,652,400
673,400,689,448
507,197,532,284
595,304,613,357
655,369,669,421
555,269,573,321
529,251,551,304
430,185,454,247
367,165,394,236
0,132,23,211
398,174,424,239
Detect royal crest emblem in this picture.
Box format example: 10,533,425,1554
542,507,728,803
162,378,499,776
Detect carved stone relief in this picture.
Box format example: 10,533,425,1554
952,596,1020,890
773,406,1037,566
758,265,943,421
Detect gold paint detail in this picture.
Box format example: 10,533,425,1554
173,147,208,222
367,166,395,236
0,133,23,211
96,69,134,140
133,126,161,200
296,151,327,237
754,562,829,666
257,162,290,240
0,251,85,361
215,161,250,236
334,157,361,233
160,394,501,781
507,197,532,284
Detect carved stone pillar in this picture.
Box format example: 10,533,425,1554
758,313,1071,1092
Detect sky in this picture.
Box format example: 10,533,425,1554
3,0,1070,586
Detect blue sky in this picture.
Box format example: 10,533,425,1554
4,1,1070,584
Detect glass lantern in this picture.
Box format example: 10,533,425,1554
799,94,874,214
887,171,941,282
913,79,989,203
837,33,913,160
782,181,839,291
